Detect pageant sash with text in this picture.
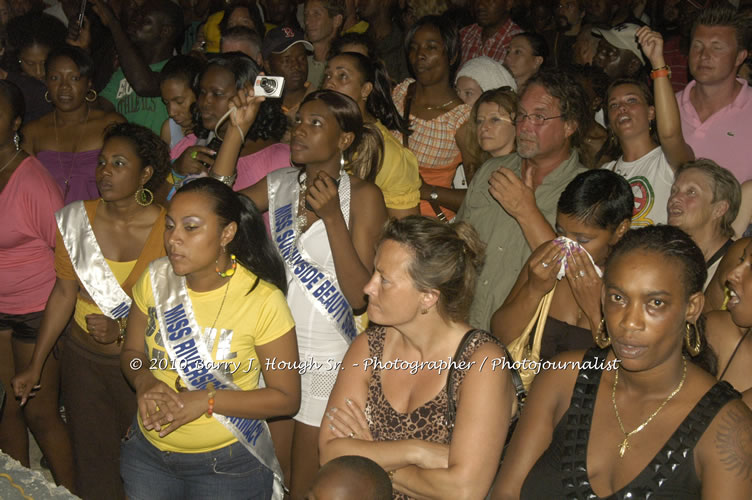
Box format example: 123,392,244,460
268,168,358,343
55,201,131,319
149,257,285,499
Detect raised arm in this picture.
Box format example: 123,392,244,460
311,179,387,311
91,0,162,97
637,26,694,170
492,242,563,345
490,166,556,250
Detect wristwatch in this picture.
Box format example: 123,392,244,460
429,187,439,201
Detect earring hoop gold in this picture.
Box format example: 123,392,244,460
595,318,611,348
685,322,701,356
86,89,98,102
134,186,154,206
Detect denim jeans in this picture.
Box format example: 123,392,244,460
120,421,273,500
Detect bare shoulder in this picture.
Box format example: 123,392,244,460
349,176,384,203
91,109,126,125
705,311,744,355
700,398,752,483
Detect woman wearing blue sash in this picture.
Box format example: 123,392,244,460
211,88,388,498
120,178,300,500
12,123,170,499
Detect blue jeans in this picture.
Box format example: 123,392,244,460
120,421,273,500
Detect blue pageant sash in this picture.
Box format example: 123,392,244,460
268,168,357,343
149,257,285,499
55,201,131,319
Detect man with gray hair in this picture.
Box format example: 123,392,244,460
456,70,589,330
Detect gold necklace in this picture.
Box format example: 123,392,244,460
611,357,687,458
424,97,459,111
53,106,90,199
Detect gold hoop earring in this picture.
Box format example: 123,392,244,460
44,91,51,103
86,89,98,102
594,318,611,348
135,186,154,206
685,322,701,356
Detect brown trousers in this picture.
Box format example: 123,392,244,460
61,337,135,500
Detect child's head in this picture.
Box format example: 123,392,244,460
306,456,392,500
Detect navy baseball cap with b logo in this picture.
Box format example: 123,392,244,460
262,26,313,61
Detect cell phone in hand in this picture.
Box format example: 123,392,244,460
207,137,222,155
77,0,87,29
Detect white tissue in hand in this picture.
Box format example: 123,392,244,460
553,236,603,280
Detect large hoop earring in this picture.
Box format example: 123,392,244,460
594,318,611,348
685,322,701,356
216,252,237,278
85,89,98,102
44,91,51,103
13,132,20,151
134,186,154,206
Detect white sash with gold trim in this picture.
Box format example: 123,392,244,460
55,201,131,319
149,257,285,499
268,168,358,344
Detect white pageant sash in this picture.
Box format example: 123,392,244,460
55,201,131,319
149,257,285,499
268,168,357,343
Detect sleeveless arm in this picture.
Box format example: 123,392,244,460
392,342,515,500
698,400,752,499
490,351,583,500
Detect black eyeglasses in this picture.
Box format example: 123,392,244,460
514,113,563,126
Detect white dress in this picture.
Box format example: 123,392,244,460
268,167,354,427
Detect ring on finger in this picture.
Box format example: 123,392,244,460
541,261,549,268
578,270,586,278
348,432,354,438
190,151,198,160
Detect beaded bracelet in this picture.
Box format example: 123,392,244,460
206,382,216,418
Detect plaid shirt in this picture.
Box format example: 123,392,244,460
460,19,523,65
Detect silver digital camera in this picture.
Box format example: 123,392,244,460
254,76,285,98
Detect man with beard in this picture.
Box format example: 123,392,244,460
547,0,586,67
459,0,522,65
456,70,588,330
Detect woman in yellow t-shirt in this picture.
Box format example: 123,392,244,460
120,178,300,500
322,51,421,219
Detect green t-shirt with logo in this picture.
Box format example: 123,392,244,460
101,60,169,135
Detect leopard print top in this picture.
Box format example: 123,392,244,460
363,326,495,500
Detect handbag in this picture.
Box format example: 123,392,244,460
505,284,555,392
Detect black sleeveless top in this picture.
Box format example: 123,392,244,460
520,348,740,499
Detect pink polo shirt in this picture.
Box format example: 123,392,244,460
677,79,752,182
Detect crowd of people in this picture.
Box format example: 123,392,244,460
0,0,751,499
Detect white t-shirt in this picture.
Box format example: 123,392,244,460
602,146,674,227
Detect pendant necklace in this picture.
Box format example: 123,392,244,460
611,357,687,458
54,106,90,200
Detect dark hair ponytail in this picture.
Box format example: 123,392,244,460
176,178,287,294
